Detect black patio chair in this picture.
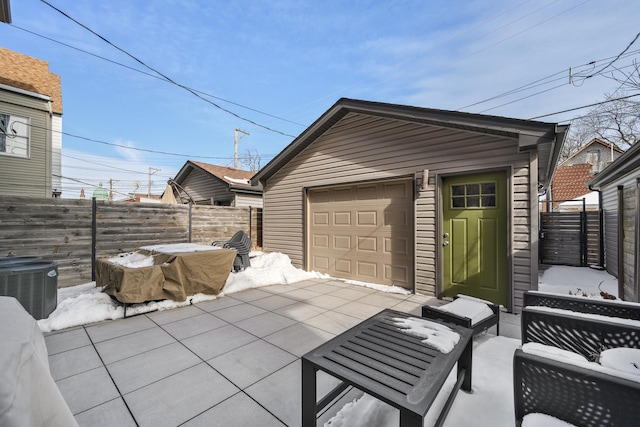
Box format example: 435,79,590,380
513,348,640,427
212,230,252,271
523,290,640,320
520,307,640,359
516,306,640,426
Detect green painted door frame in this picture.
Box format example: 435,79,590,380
442,171,508,306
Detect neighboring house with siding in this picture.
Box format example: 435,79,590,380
0,47,62,197
588,141,640,303
171,160,263,207
252,98,568,313
548,138,623,211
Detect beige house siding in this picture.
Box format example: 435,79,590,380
263,112,536,309
0,91,51,197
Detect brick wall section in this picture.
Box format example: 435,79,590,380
0,47,62,113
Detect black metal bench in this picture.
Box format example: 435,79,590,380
422,295,500,336
523,290,640,320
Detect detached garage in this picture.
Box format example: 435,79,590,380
252,99,568,312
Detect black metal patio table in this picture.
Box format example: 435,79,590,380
301,309,473,427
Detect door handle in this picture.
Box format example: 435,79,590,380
443,241,449,246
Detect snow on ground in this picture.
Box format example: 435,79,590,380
37,251,404,333
36,256,627,427
538,265,618,298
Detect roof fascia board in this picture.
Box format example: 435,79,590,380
543,124,569,188
172,161,196,184
252,98,563,185
229,186,263,194
0,82,51,102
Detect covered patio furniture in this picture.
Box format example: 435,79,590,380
0,297,78,427
97,245,237,304
422,294,500,336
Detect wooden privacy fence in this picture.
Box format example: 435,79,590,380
0,196,262,287
539,210,602,267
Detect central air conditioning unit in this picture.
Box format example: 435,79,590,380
0,258,58,320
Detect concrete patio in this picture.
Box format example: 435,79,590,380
44,278,521,427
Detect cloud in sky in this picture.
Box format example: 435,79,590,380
3,0,639,197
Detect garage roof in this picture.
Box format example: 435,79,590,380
252,98,568,189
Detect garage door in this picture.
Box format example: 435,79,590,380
308,178,414,289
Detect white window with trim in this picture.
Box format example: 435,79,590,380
0,112,30,158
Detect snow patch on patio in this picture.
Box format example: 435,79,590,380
37,251,400,333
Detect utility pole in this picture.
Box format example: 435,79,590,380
109,178,119,201
234,128,250,169
148,167,161,197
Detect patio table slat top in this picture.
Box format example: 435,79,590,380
303,309,473,413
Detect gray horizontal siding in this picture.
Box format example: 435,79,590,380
601,186,619,277
234,193,263,208
0,94,50,197
263,112,534,309
182,169,231,204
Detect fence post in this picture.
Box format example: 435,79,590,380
188,203,192,243
91,197,97,282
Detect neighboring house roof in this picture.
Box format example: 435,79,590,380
551,163,593,202
252,98,568,188
0,47,62,114
588,141,640,188
174,161,263,194
560,137,624,166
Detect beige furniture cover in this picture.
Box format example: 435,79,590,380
0,297,79,427
96,248,237,303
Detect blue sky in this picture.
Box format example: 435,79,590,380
1,0,638,199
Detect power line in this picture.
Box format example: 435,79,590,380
459,50,640,111
479,82,567,114
18,120,278,160
39,0,297,138
586,31,640,78
8,23,307,129
528,93,640,120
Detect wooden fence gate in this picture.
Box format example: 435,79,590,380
539,209,602,267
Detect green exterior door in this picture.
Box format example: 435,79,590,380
442,171,507,306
